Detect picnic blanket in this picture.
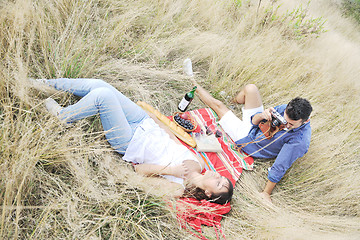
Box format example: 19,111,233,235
171,108,254,240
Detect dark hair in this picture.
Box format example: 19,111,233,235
183,178,234,205
285,97,312,121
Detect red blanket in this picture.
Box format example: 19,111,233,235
171,108,254,239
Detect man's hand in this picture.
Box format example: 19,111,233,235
190,77,198,86
252,107,275,125
259,191,272,203
262,107,275,121
259,180,276,204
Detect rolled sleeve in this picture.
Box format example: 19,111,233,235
250,111,263,126
267,141,308,183
250,104,286,127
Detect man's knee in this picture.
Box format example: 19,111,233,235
211,98,229,118
244,84,259,95
242,84,262,109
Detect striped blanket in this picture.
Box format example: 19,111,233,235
172,108,254,240
180,108,253,184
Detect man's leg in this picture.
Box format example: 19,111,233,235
193,82,263,119
233,84,263,109
192,82,264,141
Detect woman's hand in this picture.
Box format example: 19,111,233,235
170,163,189,179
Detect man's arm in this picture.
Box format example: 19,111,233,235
262,140,308,202
260,180,276,202
251,107,275,125
190,79,230,119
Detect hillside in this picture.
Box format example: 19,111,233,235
0,0,359,239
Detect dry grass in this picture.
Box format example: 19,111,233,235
0,0,359,239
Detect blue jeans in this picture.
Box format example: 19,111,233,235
46,78,149,154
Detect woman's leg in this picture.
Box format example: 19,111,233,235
45,78,147,124
58,87,147,154
46,78,112,97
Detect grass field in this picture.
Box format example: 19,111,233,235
0,0,359,239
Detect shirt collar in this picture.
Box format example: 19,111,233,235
288,119,310,132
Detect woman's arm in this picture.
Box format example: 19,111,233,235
138,176,185,198
134,163,187,178
134,159,203,179
183,159,203,176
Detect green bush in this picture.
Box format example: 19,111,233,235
343,0,360,24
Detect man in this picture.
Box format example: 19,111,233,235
191,81,312,202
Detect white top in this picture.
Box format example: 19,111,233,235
123,118,200,186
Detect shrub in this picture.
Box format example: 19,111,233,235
342,0,360,24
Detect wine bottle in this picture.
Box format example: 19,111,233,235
178,86,197,112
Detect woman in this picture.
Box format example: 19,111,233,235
38,78,233,204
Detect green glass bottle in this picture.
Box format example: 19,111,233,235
178,86,197,112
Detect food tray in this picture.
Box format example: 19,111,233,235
172,112,197,132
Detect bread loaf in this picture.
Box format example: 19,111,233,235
137,101,196,147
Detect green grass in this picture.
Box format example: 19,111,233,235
343,0,360,24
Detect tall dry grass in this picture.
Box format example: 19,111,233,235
0,0,359,239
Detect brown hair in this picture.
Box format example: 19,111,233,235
182,178,234,205
286,97,312,121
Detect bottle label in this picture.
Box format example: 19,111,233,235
178,98,190,111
